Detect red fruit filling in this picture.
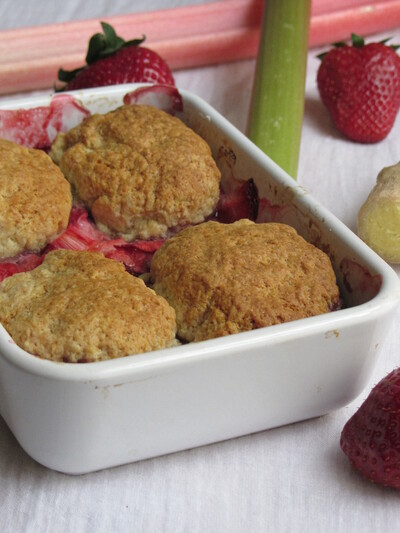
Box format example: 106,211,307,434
45,207,165,275
123,85,183,115
0,95,90,150
0,180,259,283
0,254,44,282
215,178,259,223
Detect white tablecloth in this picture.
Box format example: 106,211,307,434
1,2,400,532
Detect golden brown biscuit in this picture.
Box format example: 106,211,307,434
50,104,221,240
0,139,72,258
150,220,341,342
0,250,176,362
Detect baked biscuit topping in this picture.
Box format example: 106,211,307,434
50,104,221,240
150,220,341,342
0,250,176,362
0,139,72,259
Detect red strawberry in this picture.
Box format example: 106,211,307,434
340,368,400,489
216,179,259,223
57,22,174,91
317,34,400,143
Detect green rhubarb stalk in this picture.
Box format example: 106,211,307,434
247,0,311,179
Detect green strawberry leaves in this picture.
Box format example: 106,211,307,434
86,22,145,64
317,33,399,60
57,22,146,86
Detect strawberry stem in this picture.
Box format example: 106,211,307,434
57,66,85,83
351,33,365,47
317,33,400,61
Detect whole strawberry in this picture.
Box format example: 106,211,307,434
317,34,400,143
57,22,175,91
340,368,400,489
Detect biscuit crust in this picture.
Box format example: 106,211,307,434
150,220,341,342
50,105,221,240
0,250,176,362
0,139,72,258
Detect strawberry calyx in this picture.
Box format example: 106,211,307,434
57,21,146,88
317,33,400,60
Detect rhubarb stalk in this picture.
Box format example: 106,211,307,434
247,0,311,178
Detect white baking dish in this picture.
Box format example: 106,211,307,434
0,84,399,475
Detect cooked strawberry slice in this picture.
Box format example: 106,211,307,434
0,253,44,282
47,207,107,250
46,206,164,274
216,178,259,223
123,85,183,115
128,240,165,252
110,239,165,274
0,263,19,281
0,95,90,150
100,242,164,275
340,258,382,305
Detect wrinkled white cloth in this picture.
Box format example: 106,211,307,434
1,2,400,532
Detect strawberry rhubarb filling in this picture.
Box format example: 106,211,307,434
0,182,259,282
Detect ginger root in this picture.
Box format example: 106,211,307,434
358,161,400,263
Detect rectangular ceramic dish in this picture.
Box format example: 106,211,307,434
0,84,399,474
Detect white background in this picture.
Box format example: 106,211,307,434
1,1,400,532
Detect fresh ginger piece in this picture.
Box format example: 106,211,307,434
358,161,400,263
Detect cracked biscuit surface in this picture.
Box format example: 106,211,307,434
0,250,177,362
50,104,221,240
0,139,72,258
150,219,341,342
